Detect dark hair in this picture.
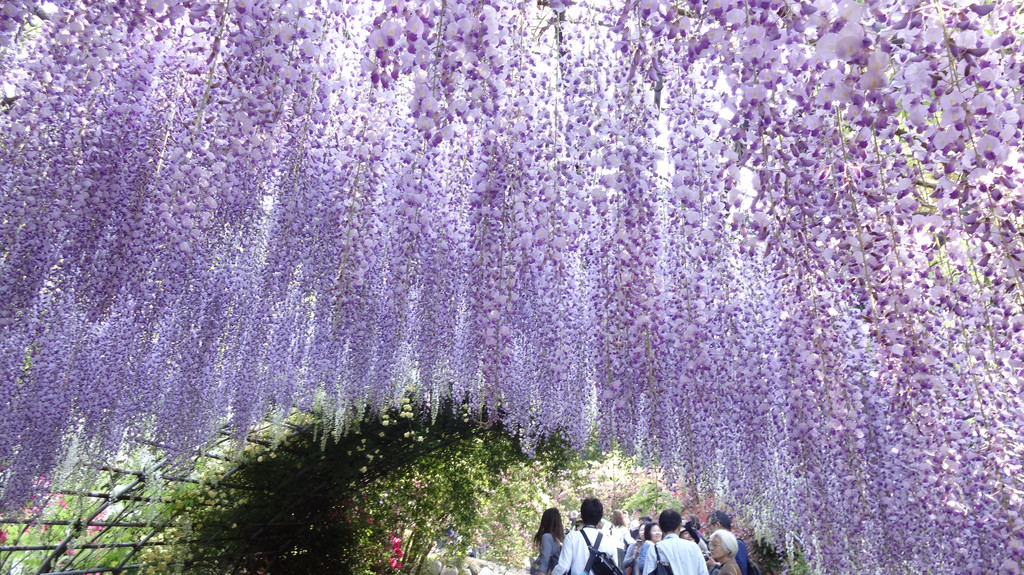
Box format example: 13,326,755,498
639,516,653,524
643,521,659,541
534,508,565,549
580,498,604,526
682,515,701,544
612,510,627,527
707,510,732,530
658,509,682,533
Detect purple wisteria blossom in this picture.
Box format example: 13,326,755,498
1,1,1022,572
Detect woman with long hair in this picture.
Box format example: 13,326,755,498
607,509,635,567
533,508,565,575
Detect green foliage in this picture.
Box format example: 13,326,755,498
470,458,556,568
155,398,572,575
2,419,813,575
553,450,641,513
748,536,786,575
623,482,680,515
785,546,812,575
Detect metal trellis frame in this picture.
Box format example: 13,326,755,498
0,420,295,574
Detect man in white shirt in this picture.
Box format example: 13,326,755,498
642,510,709,575
552,498,621,575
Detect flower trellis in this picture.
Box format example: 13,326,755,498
0,0,1021,573
0,422,286,575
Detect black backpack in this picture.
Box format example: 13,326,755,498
746,560,762,575
581,531,623,575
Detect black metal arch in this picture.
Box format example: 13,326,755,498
0,419,311,575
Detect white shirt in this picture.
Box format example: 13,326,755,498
643,533,709,575
552,526,621,575
609,525,636,549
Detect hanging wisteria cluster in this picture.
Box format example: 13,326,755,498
2,0,1022,572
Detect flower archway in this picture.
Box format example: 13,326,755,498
1,1,1021,572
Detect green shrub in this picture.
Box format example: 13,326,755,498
155,398,571,575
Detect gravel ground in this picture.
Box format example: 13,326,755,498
468,558,530,575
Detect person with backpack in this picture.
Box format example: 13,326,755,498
534,508,565,575
642,510,709,575
552,498,622,575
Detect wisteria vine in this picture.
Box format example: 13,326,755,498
1,0,1022,572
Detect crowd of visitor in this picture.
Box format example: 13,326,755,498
532,498,756,575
